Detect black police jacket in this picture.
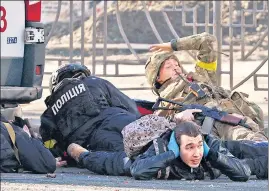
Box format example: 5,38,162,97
40,76,141,150
130,133,251,182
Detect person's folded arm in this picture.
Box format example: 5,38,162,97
206,135,251,182
130,144,175,180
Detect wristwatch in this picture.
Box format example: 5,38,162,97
170,39,178,51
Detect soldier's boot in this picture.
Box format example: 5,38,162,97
67,143,88,162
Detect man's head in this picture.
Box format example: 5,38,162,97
157,57,183,83
145,52,184,93
49,63,91,93
174,121,204,168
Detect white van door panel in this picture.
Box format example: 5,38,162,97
1,1,25,58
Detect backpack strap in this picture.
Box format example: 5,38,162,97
3,122,23,172
153,138,171,179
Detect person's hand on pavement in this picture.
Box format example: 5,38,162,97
56,157,67,167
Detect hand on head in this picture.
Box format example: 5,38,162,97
173,109,202,123
149,43,172,53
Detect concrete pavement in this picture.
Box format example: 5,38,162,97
1,168,267,191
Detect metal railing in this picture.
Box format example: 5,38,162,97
44,1,268,91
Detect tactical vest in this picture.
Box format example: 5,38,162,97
47,78,100,139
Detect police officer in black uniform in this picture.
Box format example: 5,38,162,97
39,63,140,175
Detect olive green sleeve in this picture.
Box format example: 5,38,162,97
176,32,218,85
176,32,217,63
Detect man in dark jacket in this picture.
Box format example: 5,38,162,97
0,114,58,173
129,121,268,181
66,121,267,180
39,63,140,174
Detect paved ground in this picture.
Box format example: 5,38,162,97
1,168,268,191
1,58,268,190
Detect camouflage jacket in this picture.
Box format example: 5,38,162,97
155,32,221,118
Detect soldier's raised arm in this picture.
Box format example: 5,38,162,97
149,32,218,85
150,32,217,63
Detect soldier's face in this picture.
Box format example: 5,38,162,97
157,58,182,84
179,134,203,168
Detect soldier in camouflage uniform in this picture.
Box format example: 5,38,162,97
145,32,267,142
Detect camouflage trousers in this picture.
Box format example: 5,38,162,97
211,116,268,142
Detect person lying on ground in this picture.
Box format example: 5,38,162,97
0,114,66,173
39,63,141,172
40,63,140,157
129,121,268,181
144,32,267,142
64,111,267,180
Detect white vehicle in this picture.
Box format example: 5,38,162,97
1,0,45,119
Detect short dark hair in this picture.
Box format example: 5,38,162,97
174,121,202,145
